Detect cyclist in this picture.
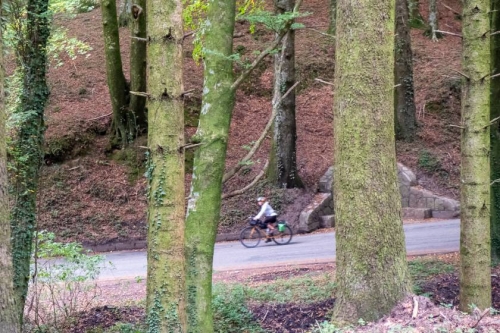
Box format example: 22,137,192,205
254,196,277,243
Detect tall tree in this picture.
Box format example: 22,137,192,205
184,3,300,331
331,0,411,323
268,0,303,188
10,0,51,318
490,0,500,264
184,0,236,330
101,0,147,148
144,0,187,329
0,2,21,327
459,0,491,311
395,0,417,141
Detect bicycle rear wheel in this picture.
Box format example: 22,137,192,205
239,226,262,248
273,225,293,245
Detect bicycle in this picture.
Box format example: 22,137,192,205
239,219,293,248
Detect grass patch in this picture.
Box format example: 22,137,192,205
409,258,455,295
214,273,336,304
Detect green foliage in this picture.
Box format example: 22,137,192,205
49,0,99,14
212,284,266,333
47,27,93,67
105,323,147,333
25,231,108,331
241,10,308,33
418,150,442,172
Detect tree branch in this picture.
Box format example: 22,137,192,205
222,160,269,199
315,78,334,86
441,2,460,16
222,81,300,183
435,30,462,38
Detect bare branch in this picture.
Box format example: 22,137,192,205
179,143,203,151
435,30,462,38
315,78,334,86
304,28,335,38
131,36,148,42
222,81,300,183
451,69,470,80
411,296,419,319
129,91,150,97
448,124,465,129
183,31,196,40
491,72,500,79
222,160,269,199
87,113,112,121
491,30,500,36
441,2,460,15
471,308,490,329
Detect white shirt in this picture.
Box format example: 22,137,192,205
254,202,277,220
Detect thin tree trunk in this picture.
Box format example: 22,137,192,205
459,0,491,311
331,0,411,323
0,0,21,326
407,0,425,29
101,0,133,147
184,0,236,331
10,0,50,320
490,0,500,265
129,0,147,133
395,0,417,141
428,0,440,40
268,0,303,188
328,0,336,35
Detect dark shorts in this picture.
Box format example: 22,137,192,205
264,215,277,224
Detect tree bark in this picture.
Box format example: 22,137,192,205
428,0,440,40
145,0,187,329
328,0,336,35
395,0,417,141
10,0,50,320
490,0,500,265
0,1,21,327
268,0,303,188
184,0,236,331
331,0,411,323
459,0,491,311
101,0,133,147
129,0,147,132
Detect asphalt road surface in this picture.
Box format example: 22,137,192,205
97,219,460,280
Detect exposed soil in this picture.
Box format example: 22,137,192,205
60,258,500,333
30,0,465,245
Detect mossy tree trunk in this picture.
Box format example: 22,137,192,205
0,3,21,328
331,0,411,323
268,0,303,188
395,0,417,141
459,0,491,311
129,0,147,132
490,0,500,264
145,0,187,329
10,0,50,320
328,0,336,35
101,0,133,148
407,0,425,29
184,0,236,331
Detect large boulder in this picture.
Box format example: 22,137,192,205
298,193,333,232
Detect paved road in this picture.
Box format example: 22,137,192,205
97,219,460,280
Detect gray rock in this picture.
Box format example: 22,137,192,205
299,193,333,232
402,208,432,219
318,167,334,193
320,215,335,228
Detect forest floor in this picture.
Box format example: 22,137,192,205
28,0,464,246
55,254,500,333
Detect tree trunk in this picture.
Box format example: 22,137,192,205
328,0,336,35
128,0,147,133
184,0,236,331
145,0,187,330
10,0,50,320
490,0,500,265
118,0,131,27
101,0,133,148
0,1,21,327
395,0,417,141
428,0,441,40
331,0,411,323
268,0,303,188
407,0,425,29
459,0,491,311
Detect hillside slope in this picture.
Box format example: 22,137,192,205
35,0,462,244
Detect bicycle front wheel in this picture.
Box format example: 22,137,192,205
273,225,293,245
239,226,262,248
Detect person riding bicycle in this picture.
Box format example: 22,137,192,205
254,196,277,243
